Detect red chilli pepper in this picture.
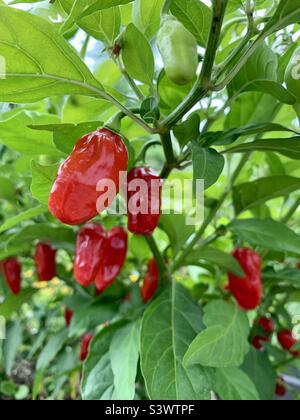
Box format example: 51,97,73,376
228,248,262,310
80,333,93,362
2,258,22,295
127,167,162,236
35,242,56,282
95,227,128,294
74,223,106,287
141,258,159,303
49,128,128,225
276,377,287,397
277,329,299,356
64,308,73,327
252,336,270,350
258,316,274,335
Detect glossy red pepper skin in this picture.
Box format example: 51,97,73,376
74,223,106,287
1,258,21,295
278,330,299,356
80,333,93,362
95,227,128,294
35,242,56,282
64,308,73,327
127,167,162,236
258,316,274,334
228,248,262,310
49,128,128,225
141,258,159,303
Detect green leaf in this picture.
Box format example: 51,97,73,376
170,0,211,47
184,300,250,368
0,205,48,234
202,123,296,147
173,113,200,148
81,320,140,400
31,161,59,205
36,329,69,371
158,214,194,256
192,144,225,191
263,268,300,289
0,6,103,104
122,23,155,85
29,121,102,155
225,137,300,160
0,288,36,318
233,176,300,214
3,320,22,375
140,283,213,400
7,224,76,251
109,321,140,400
229,218,300,255
215,367,260,401
69,302,117,338
133,0,164,40
264,0,300,34
228,42,295,104
0,176,15,202
182,246,244,277
242,348,276,401
0,111,61,156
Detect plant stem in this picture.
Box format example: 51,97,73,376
80,35,90,59
145,235,168,281
116,57,145,101
172,153,249,271
158,127,177,178
281,196,300,224
161,0,173,17
101,91,155,134
274,355,300,370
160,0,229,128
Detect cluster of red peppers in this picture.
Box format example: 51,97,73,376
74,223,128,294
0,242,57,295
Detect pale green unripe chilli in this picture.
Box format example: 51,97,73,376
285,47,300,102
157,15,198,85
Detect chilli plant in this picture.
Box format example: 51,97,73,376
0,0,300,401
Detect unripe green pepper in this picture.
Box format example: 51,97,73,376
285,47,300,101
157,15,198,85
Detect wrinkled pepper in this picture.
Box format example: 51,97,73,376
35,242,56,282
95,227,128,294
74,223,106,287
127,167,162,236
49,128,128,225
228,248,262,310
278,329,299,356
1,258,22,295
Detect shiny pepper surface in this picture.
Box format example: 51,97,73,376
278,330,299,356
157,15,198,85
74,223,106,287
228,248,262,310
80,333,93,362
276,377,287,397
48,128,128,225
95,227,128,294
252,336,269,350
35,242,56,282
2,258,21,295
127,167,162,236
141,258,159,303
